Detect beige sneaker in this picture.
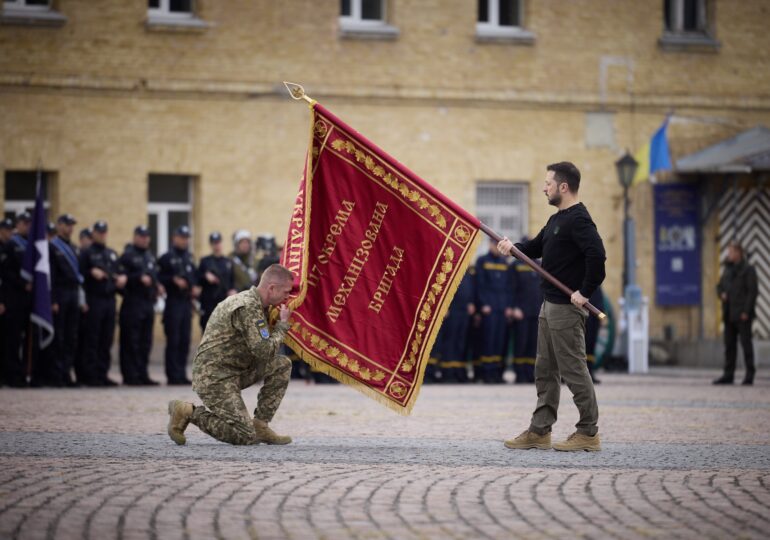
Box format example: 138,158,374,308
553,432,601,452
253,419,292,445
167,400,193,445
504,430,552,450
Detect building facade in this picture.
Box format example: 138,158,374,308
2,0,769,344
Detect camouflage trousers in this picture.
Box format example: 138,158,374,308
190,354,291,445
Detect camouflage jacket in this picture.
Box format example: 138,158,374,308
192,286,289,388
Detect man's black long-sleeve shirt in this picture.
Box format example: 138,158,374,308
515,202,606,304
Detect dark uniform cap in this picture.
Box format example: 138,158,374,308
0,217,14,229
79,227,92,239
174,225,191,238
46,222,56,235
93,220,108,233
134,225,150,236
57,213,77,225
16,211,32,223
209,231,222,244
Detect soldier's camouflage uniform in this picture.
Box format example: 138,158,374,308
190,287,291,445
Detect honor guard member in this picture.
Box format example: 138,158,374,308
1,212,33,387
79,220,127,386
158,224,197,385
584,287,604,384
231,229,258,292
510,239,544,384
197,231,236,331
475,238,515,384
49,214,83,387
74,227,92,384
119,226,161,385
0,217,18,386
167,264,295,446
435,269,476,383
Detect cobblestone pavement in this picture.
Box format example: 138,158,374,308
1,367,769,539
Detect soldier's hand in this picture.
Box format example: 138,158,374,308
91,267,107,280
467,303,476,315
571,290,588,307
205,271,219,284
512,307,524,321
481,305,492,316
192,285,202,298
497,237,513,256
140,274,153,286
279,303,292,322
173,276,188,290
505,307,516,321
115,274,127,289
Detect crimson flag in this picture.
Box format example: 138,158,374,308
282,103,481,414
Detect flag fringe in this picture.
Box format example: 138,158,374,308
285,230,481,415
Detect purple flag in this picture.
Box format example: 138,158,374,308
21,175,54,348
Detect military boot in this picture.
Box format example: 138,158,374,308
167,400,193,445
504,430,551,450
553,432,601,452
253,419,292,445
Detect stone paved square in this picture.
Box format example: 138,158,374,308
1,367,769,539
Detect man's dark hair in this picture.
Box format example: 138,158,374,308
547,161,581,193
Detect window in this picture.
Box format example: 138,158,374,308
475,182,528,258
146,0,207,30
660,0,718,51
4,170,51,221
2,0,66,26
147,174,193,257
476,0,534,44
339,0,398,39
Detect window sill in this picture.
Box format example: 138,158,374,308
658,32,720,52
145,14,210,33
339,20,399,41
0,7,66,27
475,27,535,45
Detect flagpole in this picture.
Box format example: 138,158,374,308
282,82,605,320
479,223,605,320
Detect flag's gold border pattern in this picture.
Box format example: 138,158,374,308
330,138,449,230
283,104,481,415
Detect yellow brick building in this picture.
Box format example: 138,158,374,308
2,0,769,350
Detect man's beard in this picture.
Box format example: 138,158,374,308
547,192,562,207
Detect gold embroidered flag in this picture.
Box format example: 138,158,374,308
281,103,481,414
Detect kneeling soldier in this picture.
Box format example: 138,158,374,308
167,264,295,446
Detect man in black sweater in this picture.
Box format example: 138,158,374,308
498,161,606,452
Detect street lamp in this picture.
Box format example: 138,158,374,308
615,151,638,291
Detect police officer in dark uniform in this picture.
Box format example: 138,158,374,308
510,247,544,384
50,214,83,387
1,212,33,387
197,231,235,331
0,217,16,386
435,269,476,383
119,226,161,385
475,239,514,383
158,225,197,385
74,227,93,384
79,220,126,386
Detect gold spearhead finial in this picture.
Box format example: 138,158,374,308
283,81,314,104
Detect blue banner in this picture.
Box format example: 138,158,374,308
654,184,701,305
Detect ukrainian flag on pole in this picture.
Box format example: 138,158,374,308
632,117,672,185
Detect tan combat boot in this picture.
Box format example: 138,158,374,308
253,419,292,445
553,432,601,452
504,430,552,450
167,400,194,445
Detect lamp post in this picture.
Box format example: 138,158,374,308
615,152,638,292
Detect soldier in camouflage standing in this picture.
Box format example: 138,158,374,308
167,264,295,446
